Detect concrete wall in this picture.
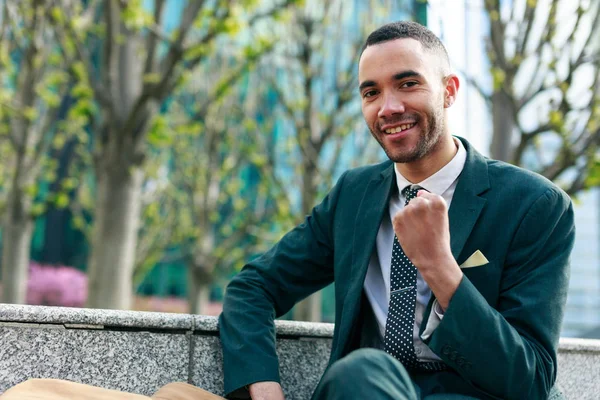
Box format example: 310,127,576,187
0,305,330,400
0,305,598,399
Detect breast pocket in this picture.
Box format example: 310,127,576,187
461,260,501,305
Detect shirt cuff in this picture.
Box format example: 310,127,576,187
421,299,445,340
434,299,446,318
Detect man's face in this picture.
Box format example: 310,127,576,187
358,38,448,164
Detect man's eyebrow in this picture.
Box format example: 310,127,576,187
358,70,423,92
358,80,376,92
393,70,422,81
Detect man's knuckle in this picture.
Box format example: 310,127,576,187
432,197,446,210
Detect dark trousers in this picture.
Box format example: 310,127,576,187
312,348,565,400
312,348,485,400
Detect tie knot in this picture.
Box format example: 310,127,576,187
402,185,423,205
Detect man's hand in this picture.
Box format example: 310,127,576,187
248,381,285,400
392,190,463,309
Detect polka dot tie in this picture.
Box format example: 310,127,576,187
383,185,447,372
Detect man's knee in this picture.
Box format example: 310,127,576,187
327,348,397,380
314,349,417,400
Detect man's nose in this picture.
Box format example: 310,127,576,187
377,93,405,119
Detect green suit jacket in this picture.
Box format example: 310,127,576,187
219,137,575,399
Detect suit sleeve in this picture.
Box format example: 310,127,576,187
218,171,347,397
423,187,574,400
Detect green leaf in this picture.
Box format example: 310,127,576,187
121,0,154,30
55,192,70,208
221,225,233,236
491,68,506,91
23,107,38,121
71,83,93,99
549,110,563,129
53,133,66,149
147,115,172,147
30,203,46,217
250,153,267,167
72,62,88,81
62,177,79,190
24,184,38,197
50,7,65,24
72,215,86,230
46,71,69,87
39,90,61,108
143,73,161,84
233,198,246,211
184,44,210,62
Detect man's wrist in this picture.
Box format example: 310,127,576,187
419,257,463,310
247,381,285,400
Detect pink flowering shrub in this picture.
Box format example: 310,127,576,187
26,261,88,307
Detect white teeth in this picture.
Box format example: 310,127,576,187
385,123,415,134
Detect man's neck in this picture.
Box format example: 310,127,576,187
395,135,458,183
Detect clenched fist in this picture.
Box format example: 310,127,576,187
391,190,463,310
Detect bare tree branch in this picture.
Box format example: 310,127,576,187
103,0,119,116
144,0,166,75
48,7,111,108
266,74,298,124
515,0,536,59
155,0,206,96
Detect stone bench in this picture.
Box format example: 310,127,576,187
0,304,598,400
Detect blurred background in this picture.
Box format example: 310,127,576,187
0,0,598,339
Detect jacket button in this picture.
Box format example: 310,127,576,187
449,351,458,361
456,357,465,366
442,345,452,355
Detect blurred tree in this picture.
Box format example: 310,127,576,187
50,0,301,309
52,0,304,308
133,43,280,314
251,0,402,321
478,0,600,194
0,0,89,303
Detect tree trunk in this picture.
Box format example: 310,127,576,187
86,164,144,309
1,212,33,304
293,291,322,322
188,266,211,315
490,91,516,162
1,158,34,304
293,162,323,322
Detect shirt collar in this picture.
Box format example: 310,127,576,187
394,137,467,196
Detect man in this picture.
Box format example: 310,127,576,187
219,21,574,400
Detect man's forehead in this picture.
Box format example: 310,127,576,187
358,38,429,80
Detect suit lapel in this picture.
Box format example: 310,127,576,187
334,163,395,360
421,137,490,334
447,138,490,261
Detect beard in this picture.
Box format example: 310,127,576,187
370,107,445,164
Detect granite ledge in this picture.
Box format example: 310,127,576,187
4,305,596,347
274,319,334,338
0,305,335,339
558,337,600,353
0,304,193,330
194,315,334,338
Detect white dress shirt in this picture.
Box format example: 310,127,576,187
363,138,467,361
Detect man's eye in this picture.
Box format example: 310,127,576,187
363,90,378,98
402,81,418,88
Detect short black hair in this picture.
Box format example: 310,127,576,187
361,21,450,67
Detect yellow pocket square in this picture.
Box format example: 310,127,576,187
459,250,489,269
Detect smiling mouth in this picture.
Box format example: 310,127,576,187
384,123,416,134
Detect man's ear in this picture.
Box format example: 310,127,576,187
444,74,460,108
